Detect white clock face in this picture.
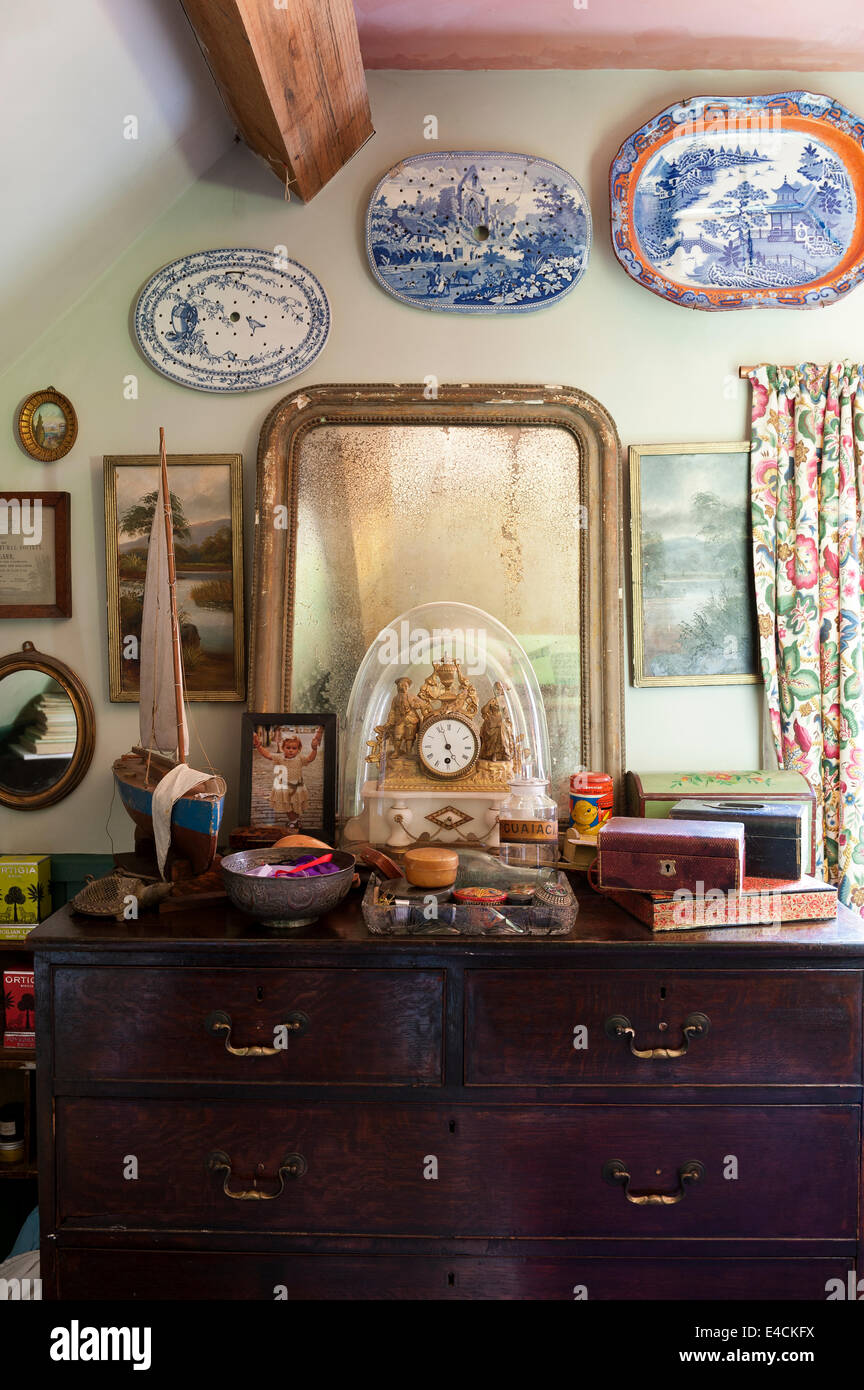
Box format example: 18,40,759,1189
418,717,479,779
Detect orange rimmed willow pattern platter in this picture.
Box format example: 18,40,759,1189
610,92,864,310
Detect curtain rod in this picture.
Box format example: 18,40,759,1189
738,364,846,378
739,366,791,377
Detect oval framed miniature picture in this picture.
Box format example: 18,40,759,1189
17,386,78,461
610,91,864,309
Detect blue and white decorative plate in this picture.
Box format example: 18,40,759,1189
134,248,330,392
366,152,591,312
611,92,864,310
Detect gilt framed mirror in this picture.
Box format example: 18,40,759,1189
249,384,625,817
0,641,95,810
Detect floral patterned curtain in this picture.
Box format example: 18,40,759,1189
749,362,864,910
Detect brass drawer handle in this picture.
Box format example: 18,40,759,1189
604,1012,710,1059
206,1149,307,1200
204,1008,309,1055
603,1158,704,1206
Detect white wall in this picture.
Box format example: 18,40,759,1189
3,68,864,852
0,0,232,373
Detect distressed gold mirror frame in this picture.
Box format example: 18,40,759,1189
250,383,625,801
0,641,95,810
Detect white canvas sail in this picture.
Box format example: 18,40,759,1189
138,463,189,758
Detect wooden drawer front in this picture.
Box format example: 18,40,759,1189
465,969,862,1085
52,967,444,1085
56,1100,857,1239
53,1250,856,1301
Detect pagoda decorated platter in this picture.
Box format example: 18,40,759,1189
610,92,864,310
366,152,591,312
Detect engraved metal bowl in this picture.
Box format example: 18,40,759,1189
221,847,356,931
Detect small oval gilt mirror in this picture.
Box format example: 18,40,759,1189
0,642,95,810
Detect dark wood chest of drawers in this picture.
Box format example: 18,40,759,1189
31,890,864,1301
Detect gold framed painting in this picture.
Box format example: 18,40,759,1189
104,454,245,702
629,442,759,687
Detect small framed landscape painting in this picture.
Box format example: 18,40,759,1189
240,713,337,843
629,442,759,686
104,454,245,702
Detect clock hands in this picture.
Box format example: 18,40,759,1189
420,715,476,776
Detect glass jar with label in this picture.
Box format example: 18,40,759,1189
498,775,558,869
0,1102,22,1141
0,1101,25,1166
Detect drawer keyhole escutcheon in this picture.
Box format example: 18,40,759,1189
206,1149,307,1200
602,1158,704,1206
204,1008,309,1055
604,1012,710,1060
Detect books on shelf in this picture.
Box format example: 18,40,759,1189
10,692,77,757
10,742,76,759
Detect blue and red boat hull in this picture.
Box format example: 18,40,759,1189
113,755,225,876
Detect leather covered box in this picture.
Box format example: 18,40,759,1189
669,799,803,880
597,816,745,894
625,770,818,875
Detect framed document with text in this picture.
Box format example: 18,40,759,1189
0,492,71,618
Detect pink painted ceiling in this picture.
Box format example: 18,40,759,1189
354,0,863,70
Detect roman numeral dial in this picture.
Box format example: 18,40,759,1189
417,714,480,780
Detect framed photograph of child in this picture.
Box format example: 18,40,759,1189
240,712,337,842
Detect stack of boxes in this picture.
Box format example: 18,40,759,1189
596,773,834,931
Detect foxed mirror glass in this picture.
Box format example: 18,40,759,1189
0,643,95,809
250,385,624,817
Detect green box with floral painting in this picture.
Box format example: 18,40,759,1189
0,855,52,935
625,772,818,876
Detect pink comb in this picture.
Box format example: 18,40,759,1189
273,853,334,876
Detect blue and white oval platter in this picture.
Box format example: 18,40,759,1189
134,247,330,392
366,152,591,312
611,92,864,310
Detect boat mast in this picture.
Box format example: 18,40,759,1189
159,427,188,765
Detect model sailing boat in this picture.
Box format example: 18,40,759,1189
113,429,226,877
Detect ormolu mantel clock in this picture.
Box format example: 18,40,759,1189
340,602,551,850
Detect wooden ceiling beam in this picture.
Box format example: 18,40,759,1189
180,0,374,201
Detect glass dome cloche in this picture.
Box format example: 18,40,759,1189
340,601,550,850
